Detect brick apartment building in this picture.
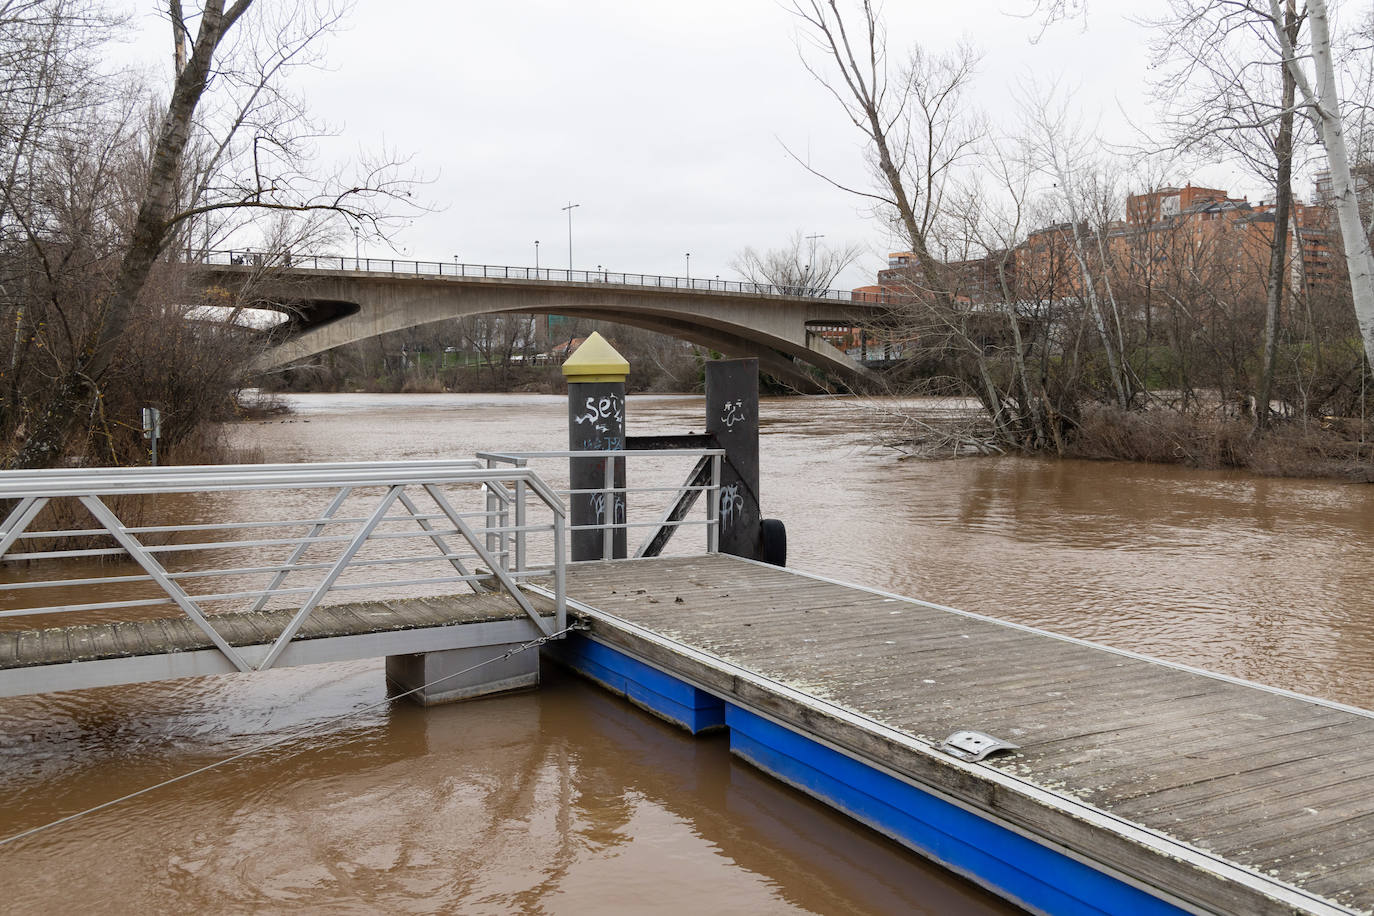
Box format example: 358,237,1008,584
851,182,1341,313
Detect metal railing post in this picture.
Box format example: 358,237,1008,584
484,457,500,563
553,510,567,631
514,466,527,573
707,454,722,554
498,480,511,572
602,454,615,560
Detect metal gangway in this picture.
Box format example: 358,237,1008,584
0,450,727,699
0,460,572,697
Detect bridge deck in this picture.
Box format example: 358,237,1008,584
552,554,1374,915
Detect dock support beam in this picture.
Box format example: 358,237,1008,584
385,643,539,706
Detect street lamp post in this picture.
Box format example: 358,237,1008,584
535,240,540,270
685,252,691,282
352,225,360,266
805,232,824,289
561,202,580,271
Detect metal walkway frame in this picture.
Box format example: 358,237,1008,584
0,461,568,694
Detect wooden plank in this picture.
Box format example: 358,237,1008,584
1013,698,1354,768
1049,703,1363,780
1252,812,1374,877
86,624,121,659
37,627,70,665
320,603,381,635
1080,718,1374,807
146,618,178,653
157,616,204,652
1303,868,1374,913
1183,762,1374,836
407,597,470,626
14,628,43,665
853,654,1155,705
65,625,94,661
110,620,149,656
299,606,349,638
205,612,264,647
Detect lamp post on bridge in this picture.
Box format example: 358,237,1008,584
561,202,579,272
352,225,360,267
805,232,824,290
685,252,691,283
535,240,540,271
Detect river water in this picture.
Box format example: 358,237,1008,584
2,392,1372,913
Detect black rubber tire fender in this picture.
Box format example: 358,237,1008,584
760,518,787,567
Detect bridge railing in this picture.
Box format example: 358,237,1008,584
0,460,567,673
195,249,911,305
476,448,725,561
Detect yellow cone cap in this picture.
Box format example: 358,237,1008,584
561,331,630,382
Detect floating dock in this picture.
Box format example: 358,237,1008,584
4,544,1371,913
538,554,1374,916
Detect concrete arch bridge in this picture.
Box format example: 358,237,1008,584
195,254,895,390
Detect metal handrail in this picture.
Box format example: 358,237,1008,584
0,465,565,508
477,448,725,560
0,460,568,673
191,248,907,305
0,458,487,479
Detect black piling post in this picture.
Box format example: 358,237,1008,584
564,333,629,561
705,358,769,562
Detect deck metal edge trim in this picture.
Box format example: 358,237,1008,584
529,582,1359,916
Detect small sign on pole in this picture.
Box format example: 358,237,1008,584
141,407,162,466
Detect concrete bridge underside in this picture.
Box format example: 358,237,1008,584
222,270,882,390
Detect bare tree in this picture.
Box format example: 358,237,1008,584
8,0,417,467
730,230,863,294
1018,83,1132,408
788,1,981,305
1149,0,1305,429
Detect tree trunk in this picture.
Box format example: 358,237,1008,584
10,0,253,468
1278,0,1374,375
1255,5,1297,434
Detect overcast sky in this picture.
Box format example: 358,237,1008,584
125,0,1295,289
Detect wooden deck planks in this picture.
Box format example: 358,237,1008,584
1083,718,1374,809
0,592,533,670
558,555,1374,914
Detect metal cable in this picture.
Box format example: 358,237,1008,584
0,622,587,848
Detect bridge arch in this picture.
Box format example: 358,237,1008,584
202,265,883,389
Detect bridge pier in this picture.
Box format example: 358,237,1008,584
385,643,539,706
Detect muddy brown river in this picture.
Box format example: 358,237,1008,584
3,392,1372,913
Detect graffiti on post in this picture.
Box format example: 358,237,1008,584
720,398,746,430
590,492,626,526
719,482,745,529
573,394,624,434
579,436,624,452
